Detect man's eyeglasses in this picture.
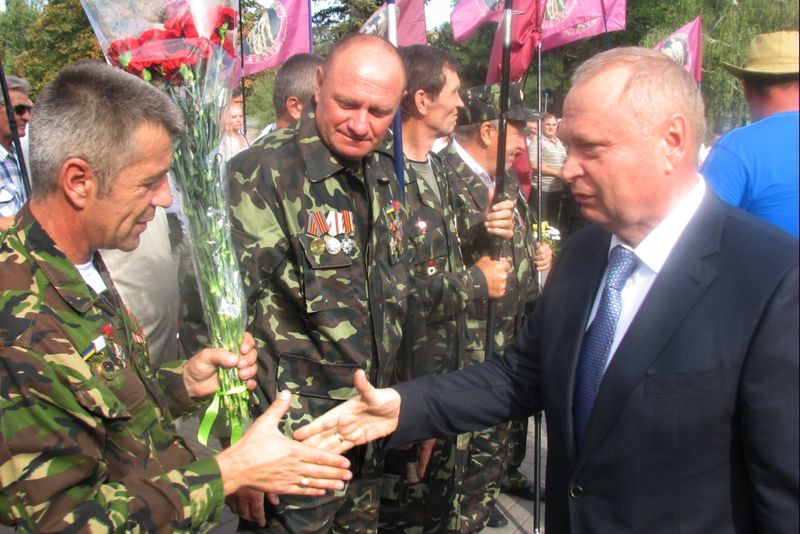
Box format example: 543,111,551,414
12,104,32,116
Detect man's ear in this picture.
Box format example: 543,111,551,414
60,158,95,209
662,113,688,174
479,121,495,147
314,66,324,102
414,89,428,116
286,96,304,121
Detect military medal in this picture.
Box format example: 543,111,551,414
386,201,404,256
310,237,326,255
341,235,354,255
326,236,342,255
416,219,428,235
99,359,118,380
426,259,437,276
307,210,330,254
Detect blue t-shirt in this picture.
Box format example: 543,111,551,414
702,111,799,238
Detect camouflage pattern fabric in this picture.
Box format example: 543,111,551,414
0,205,224,532
441,141,542,532
228,115,413,533
379,154,488,534
456,83,534,126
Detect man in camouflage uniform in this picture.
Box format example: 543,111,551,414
0,61,352,532
379,45,514,534
228,35,413,533
440,84,552,531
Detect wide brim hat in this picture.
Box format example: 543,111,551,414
723,31,799,78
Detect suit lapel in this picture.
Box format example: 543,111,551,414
575,193,723,470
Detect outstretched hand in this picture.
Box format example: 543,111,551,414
215,390,353,502
293,370,401,453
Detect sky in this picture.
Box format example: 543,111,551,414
425,0,453,30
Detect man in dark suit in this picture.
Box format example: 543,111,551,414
296,47,799,533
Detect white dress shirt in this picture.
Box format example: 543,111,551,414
586,177,707,370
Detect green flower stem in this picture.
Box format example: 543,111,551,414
166,47,251,444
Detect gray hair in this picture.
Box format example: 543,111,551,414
572,47,706,149
0,75,31,104
29,60,185,199
272,53,323,117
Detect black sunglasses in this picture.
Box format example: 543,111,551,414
12,104,32,116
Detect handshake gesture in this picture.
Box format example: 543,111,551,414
293,370,402,454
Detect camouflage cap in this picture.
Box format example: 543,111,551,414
457,82,534,125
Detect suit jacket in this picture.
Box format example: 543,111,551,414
391,191,799,533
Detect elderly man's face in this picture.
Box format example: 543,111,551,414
0,89,33,147
87,123,173,252
485,120,527,177
559,66,666,238
315,45,404,161
543,116,558,139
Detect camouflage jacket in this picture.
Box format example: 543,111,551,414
441,142,541,363
228,115,412,431
0,206,223,532
402,153,487,377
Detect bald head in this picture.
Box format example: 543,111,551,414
314,34,405,160
323,34,406,89
571,47,706,156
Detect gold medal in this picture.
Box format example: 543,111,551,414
310,237,326,255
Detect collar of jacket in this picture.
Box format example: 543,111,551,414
296,114,395,184
12,203,105,314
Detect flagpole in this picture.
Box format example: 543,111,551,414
485,0,514,359
387,0,406,202
307,0,313,52
601,0,612,49
238,0,247,136
533,38,544,534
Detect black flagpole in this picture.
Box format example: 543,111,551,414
484,0,514,357
238,0,247,136
533,36,544,534
0,60,31,199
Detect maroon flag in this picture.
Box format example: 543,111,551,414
361,0,428,46
540,0,626,52
485,0,542,84
655,16,702,83
243,0,310,75
451,0,503,42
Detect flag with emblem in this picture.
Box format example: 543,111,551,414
451,0,503,42
243,0,311,75
654,16,702,83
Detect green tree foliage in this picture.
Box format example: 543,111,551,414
0,0,41,73
4,0,797,137
13,0,102,96
434,0,798,137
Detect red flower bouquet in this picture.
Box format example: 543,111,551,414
83,0,250,444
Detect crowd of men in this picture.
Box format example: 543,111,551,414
0,28,797,534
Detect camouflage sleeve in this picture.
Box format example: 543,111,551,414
459,220,493,268
228,164,288,324
157,359,209,418
414,263,488,323
0,345,224,532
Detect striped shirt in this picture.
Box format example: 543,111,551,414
0,144,27,217
528,135,567,192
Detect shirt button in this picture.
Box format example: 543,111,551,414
569,485,585,498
